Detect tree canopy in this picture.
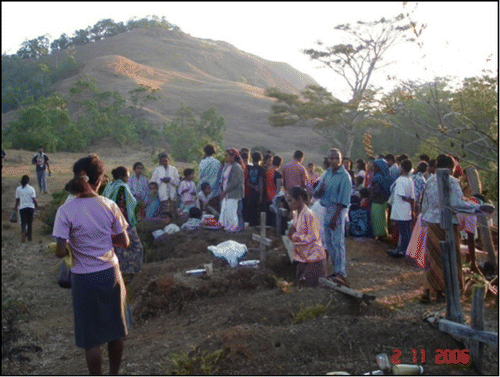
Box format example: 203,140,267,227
267,4,425,157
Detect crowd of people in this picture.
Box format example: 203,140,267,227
10,144,495,375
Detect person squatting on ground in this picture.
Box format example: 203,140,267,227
32,146,52,194
52,154,130,375
14,175,38,242
287,187,327,288
313,148,352,288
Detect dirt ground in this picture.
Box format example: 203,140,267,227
2,147,498,375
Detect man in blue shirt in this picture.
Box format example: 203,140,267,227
313,148,352,287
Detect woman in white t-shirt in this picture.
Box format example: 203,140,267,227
14,175,38,242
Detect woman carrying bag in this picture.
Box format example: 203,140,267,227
52,154,130,375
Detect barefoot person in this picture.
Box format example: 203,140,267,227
313,148,352,287
52,154,130,375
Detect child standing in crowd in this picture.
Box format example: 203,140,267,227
387,159,415,258
306,162,319,193
145,182,161,221
14,175,38,242
128,162,149,218
287,187,327,288
411,161,428,214
178,168,197,216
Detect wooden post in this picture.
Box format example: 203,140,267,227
319,277,376,304
437,168,464,324
464,166,497,272
252,212,271,267
470,287,485,374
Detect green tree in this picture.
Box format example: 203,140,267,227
298,5,425,157
16,35,50,59
380,77,498,168
163,104,225,162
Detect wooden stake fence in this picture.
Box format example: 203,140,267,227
433,168,498,374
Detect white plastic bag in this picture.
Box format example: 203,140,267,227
207,240,247,267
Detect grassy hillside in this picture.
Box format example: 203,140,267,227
43,27,327,163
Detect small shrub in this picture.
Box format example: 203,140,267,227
169,348,226,375
41,189,69,234
292,300,331,324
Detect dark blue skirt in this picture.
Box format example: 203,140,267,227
71,267,126,349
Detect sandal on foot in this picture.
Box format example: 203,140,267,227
333,275,350,288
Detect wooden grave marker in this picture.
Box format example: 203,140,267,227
464,166,497,272
437,168,464,324
319,277,376,305
430,169,498,373
252,212,272,267
426,287,498,374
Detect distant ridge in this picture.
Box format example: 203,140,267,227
48,27,327,161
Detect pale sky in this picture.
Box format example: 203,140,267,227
2,1,498,101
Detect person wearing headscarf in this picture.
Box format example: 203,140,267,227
369,158,394,240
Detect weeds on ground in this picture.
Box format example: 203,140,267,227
2,297,29,357
169,348,226,375
292,300,332,324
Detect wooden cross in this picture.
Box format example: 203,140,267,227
319,278,376,305
426,287,498,374
437,168,464,323
435,168,499,373
275,207,289,237
252,212,272,267
464,166,497,273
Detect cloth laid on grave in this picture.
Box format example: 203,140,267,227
207,240,247,267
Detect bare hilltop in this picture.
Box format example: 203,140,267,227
48,27,327,162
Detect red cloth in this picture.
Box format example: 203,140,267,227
266,167,278,202
243,165,250,197
363,170,373,188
